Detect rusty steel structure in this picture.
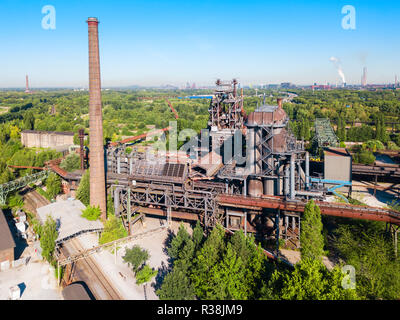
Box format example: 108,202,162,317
208,79,245,157
87,17,107,220
105,87,400,250
79,129,85,170
72,18,400,252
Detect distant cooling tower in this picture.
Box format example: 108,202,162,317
87,17,107,220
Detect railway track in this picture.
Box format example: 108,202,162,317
61,238,123,300
23,189,50,213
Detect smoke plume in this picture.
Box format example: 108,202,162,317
329,56,346,84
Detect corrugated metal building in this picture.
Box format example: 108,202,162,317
324,147,352,192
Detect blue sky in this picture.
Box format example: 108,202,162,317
0,0,399,88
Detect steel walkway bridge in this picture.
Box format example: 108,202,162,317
0,170,49,205
312,118,339,149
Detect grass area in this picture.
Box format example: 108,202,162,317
0,106,9,114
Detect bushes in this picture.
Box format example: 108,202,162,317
300,200,325,261
99,215,127,245
60,153,81,172
135,265,157,285
76,170,89,206
266,258,358,300
363,140,384,152
81,205,101,221
45,172,61,199
334,221,400,299
353,150,375,165
40,215,59,263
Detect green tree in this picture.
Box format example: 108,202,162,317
156,267,196,300
300,200,324,261
192,220,204,250
335,222,400,299
46,172,61,199
76,169,89,206
23,111,35,130
40,215,59,263
168,223,192,261
268,258,358,300
206,243,249,299
59,153,81,172
135,264,157,285
190,224,226,298
123,245,150,274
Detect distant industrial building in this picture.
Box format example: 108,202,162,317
21,130,74,150
0,209,16,270
280,82,296,89
312,84,331,90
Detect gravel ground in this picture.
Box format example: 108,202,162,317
75,217,191,300
0,259,62,300
280,249,335,270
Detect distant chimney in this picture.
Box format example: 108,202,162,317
87,17,107,220
277,98,283,109
25,75,30,93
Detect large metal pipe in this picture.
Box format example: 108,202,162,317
305,151,310,190
284,165,289,197
290,154,295,200
87,17,107,220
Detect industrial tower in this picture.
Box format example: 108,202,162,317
87,17,107,220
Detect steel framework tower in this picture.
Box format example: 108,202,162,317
87,17,107,220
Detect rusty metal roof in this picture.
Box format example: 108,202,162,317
246,105,288,127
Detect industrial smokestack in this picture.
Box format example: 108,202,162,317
361,67,367,87
87,17,107,220
25,75,30,93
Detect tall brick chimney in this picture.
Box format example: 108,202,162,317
87,17,107,220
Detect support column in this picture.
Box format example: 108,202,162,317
244,212,247,236
290,155,295,200
275,209,280,255
127,191,131,235
114,187,120,217
167,206,171,228
284,165,289,197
